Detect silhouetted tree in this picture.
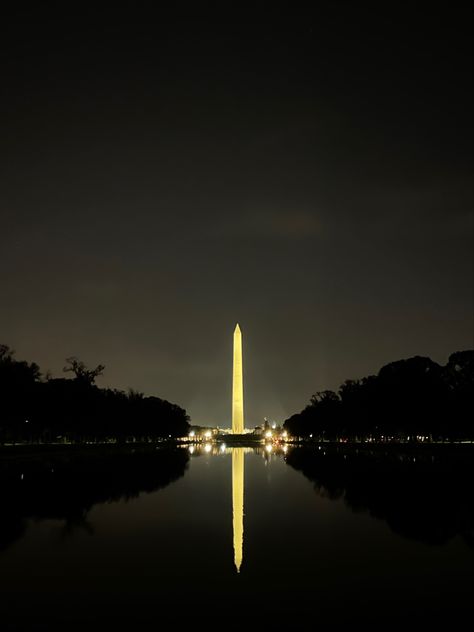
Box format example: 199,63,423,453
0,344,190,443
284,350,474,441
63,356,105,385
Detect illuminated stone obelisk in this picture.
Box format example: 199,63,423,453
232,447,244,573
232,324,244,434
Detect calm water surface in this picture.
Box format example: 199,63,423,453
0,445,472,630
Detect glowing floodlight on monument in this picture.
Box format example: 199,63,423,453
232,324,244,434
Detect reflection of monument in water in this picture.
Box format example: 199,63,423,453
232,447,244,572
232,324,244,434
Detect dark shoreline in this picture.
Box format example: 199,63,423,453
287,439,474,457
1,439,472,462
0,440,181,455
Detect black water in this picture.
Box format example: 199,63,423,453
0,444,472,630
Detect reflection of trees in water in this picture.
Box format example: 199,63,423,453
0,447,189,552
286,447,474,547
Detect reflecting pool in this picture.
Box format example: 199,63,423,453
0,444,472,630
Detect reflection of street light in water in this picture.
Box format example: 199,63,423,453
232,448,244,573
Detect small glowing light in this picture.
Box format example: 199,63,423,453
271,423,276,429
189,446,195,454
204,443,212,453
283,445,288,454
282,431,288,439
204,430,212,439
25,419,29,423
265,444,272,453
265,431,272,438
309,434,313,438
189,431,195,438
220,443,226,452
21,474,24,480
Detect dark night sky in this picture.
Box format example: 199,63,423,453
1,4,472,426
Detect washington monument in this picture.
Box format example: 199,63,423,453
232,324,244,434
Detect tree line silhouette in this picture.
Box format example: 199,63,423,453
284,351,474,441
0,344,190,443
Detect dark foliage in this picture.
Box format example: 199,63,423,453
284,351,474,440
0,345,190,442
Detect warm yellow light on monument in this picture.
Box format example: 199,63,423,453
232,324,244,434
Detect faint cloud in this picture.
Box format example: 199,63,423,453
212,208,323,240
253,209,322,238
362,179,474,236
76,280,122,300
